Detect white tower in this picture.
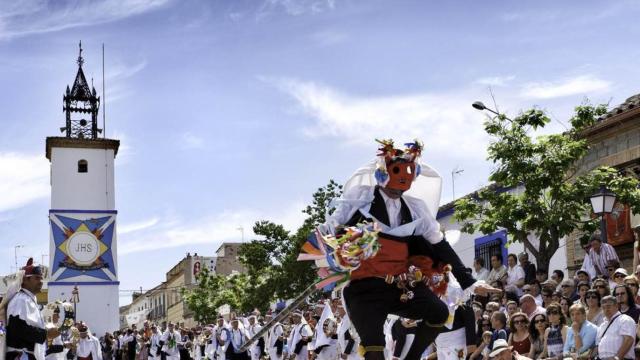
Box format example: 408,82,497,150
46,42,120,335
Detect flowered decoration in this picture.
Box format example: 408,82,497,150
43,301,75,331
297,222,381,290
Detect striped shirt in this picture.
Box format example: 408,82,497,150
584,243,619,277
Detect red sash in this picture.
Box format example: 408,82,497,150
350,237,408,280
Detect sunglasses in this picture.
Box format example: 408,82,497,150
523,288,531,292
547,310,560,315
561,285,571,288
615,292,627,297
513,319,527,325
586,295,598,299
534,319,547,324
625,283,638,287
614,274,626,278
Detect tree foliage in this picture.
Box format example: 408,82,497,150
183,180,343,321
454,101,640,271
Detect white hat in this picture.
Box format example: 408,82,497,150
488,339,512,357
614,268,629,277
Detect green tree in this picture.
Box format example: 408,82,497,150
239,180,343,311
454,102,640,271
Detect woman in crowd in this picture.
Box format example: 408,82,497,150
623,275,640,305
584,289,604,326
541,288,554,308
507,312,530,355
541,303,567,360
614,284,640,322
559,296,572,326
528,313,547,359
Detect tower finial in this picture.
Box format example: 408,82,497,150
77,40,84,68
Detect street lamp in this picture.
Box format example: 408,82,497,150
472,101,512,120
14,245,24,273
590,185,617,243
71,286,80,321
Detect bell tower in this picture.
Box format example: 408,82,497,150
46,42,120,335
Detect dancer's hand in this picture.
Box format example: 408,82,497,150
473,282,501,297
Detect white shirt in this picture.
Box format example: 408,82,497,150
7,288,46,360
596,312,635,359
76,336,103,360
378,189,402,228
473,267,490,282
506,264,525,295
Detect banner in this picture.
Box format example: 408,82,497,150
49,211,117,281
606,203,634,246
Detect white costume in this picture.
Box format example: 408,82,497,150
45,334,67,360
160,329,181,360
247,320,263,360
286,317,313,360
76,335,103,360
229,322,250,358
266,321,285,360
6,288,47,360
312,305,338,360
337,314,361,360
214,323,230,360
148,330,163,360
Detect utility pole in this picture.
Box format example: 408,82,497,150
14,245,24,273
451,167,464,200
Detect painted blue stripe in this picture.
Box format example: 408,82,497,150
49,209,118,214
48,281,120,286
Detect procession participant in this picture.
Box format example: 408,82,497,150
148,325,163,360
317,139,498,360
6,258,59,360
229,319,249,360
44,307,67,360
336,311,360,360
246,316,263,360
287,311,313,360
391,318,417,360
200,328,214,360
159,323,181,360
312,304,339,360
75,322,103,360
265,314,285,360
121,328,137,360
214,317,231,360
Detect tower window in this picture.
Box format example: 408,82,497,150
78,159,88,173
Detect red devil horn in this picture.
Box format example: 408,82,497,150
26,257,33,267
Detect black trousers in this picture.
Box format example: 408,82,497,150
343,277,449,360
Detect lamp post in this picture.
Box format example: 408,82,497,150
14,245,24,273
590,185,617,243
71,285,80,321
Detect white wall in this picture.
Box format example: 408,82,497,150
50,147,115,210
438,212,568,275
49,283,119,336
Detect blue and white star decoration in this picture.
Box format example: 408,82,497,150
50,212,117,281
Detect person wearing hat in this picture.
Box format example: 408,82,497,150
287,311,312,360
75,322,103,360
247,316,264,360
487,339,532,360
580,233,619,279
44,307,67,360
160,322,182,360
612,268,629,287
214,316,231,360
6,258,60,360
336,310,359,360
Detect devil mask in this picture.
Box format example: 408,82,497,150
374,139,423,191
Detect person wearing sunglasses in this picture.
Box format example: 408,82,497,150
614,284,640,323
541,303,567,360
622,275,640,305
592,277,610,299
574,281,591,307
584,289,605,326
527,314,547,359
562,303,597,359
508,312,531,355
541,288,554,309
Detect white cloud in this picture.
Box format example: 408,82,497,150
180,132,205,150
265,77,490,159
0,152,49,213
475,75,516,87
118,217,159,234
520,75,611,99
0,0,171,39
118,201,306,255
257,0,336,19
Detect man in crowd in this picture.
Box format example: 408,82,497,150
487,339,532,360
560,279,578,302
506,254,525,296
6,258,59,360
473,257,490,282
487,254,508,286
563,304,597,358
160,322,182,360
595,295,635,360
518,252,536,285
75,322,103,360
581,233,620,279
535,268,548,284
519,294,545,321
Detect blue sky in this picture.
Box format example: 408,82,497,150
1,0,640,305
